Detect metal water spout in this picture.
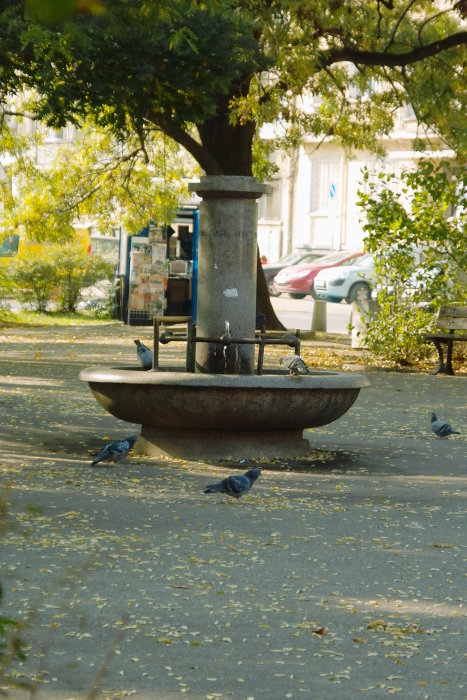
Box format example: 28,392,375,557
221,321,240,374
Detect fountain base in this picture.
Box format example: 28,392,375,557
137,426,310,460
80,367,370,461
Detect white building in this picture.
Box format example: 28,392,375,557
257,105,454,262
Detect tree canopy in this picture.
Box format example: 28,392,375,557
1,0,466,177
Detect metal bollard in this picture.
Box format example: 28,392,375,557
311,300,327,333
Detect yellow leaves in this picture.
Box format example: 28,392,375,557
156,637,173,644
367,619,387,631
296,620,326,635
432,542,455,548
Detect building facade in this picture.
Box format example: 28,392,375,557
257,107,454,262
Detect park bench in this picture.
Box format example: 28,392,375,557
423,305,467,375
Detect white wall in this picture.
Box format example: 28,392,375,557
258,121,453,258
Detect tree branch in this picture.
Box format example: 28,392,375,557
1,108,39,121
56,146,143,213
145,112,222,175
384,0,418,52
321,31,467,69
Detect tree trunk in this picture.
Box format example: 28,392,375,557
198,96,255,176
255,249,285,330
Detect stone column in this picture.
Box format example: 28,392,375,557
189,176,270,374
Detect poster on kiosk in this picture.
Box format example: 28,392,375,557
127,223,168,325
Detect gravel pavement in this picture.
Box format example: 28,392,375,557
0,323,465,700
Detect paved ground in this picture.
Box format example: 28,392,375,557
0,323,465,699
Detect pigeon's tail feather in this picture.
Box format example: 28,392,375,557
204,484,223,494
438,424,460,436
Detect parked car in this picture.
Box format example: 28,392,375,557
313,254,376,304
273,250,365,299
263,246,330,296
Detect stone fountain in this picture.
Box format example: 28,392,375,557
81,176,370,460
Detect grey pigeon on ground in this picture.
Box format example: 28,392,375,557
204,467,261,499
430,412,460,438
134,339,153,370
280,354,310,376
91,436,138,467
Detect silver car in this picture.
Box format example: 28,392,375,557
313,254,376,304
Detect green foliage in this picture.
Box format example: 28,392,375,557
0,116,199,244
360,299,438,366
10,254,59,312
9,244,114,313
26,0,105,25
1,1,465,175
54,244,114,313
357,159,467,365
0,267,15,309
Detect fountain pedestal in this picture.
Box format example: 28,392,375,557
188,176,269,374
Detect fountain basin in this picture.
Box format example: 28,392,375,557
80,367,370,460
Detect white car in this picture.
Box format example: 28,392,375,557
312,254,376,304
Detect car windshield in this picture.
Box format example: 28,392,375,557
315,251,361,265
339,254,371,267
278,250,316,266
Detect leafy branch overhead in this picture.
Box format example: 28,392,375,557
0,0,465,176
0,118,199,243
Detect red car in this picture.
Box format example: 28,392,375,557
272,250,365,299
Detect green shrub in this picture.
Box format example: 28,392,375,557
0,267,15,310
360,300,436,365
53,243,114,313
8,243,115,314
357,160,467,366
10,254,59,312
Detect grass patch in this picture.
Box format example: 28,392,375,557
0,309,120,328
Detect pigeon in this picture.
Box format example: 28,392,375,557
91,436,138,467
430,412,460,438
204,466,261,499
134,339,153,370
282,333,300,348
280,354,310,376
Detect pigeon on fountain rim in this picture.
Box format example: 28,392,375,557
134,339,153,370
280,354,311,376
